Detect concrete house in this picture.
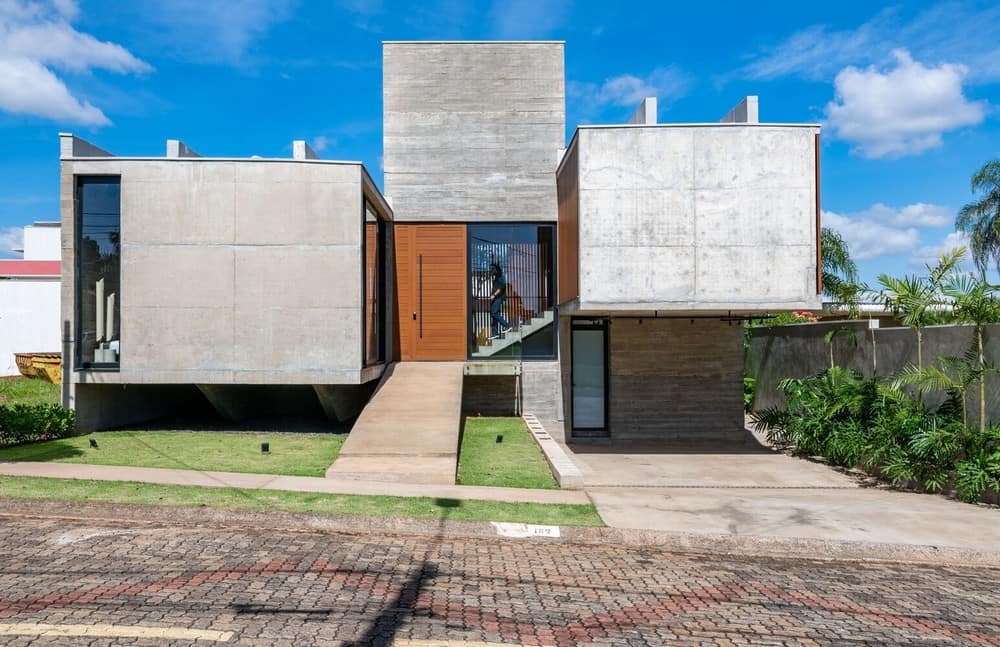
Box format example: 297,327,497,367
61,40,821,445
60,136,392,431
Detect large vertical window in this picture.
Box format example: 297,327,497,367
363,201,385,366
468,223,556,360
76,177,121,368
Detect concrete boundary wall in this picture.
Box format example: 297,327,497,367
748,322,1000,426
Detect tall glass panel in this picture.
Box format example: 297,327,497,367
77,177,121,367
571,320,607,430
468,224,556,360
363,203,383,366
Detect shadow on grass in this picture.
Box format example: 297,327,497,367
0,439,86,462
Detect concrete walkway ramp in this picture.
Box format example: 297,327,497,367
326,362,464,485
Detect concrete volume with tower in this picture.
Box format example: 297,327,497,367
60,40,820,450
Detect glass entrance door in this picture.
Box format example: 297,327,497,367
571,319,607,432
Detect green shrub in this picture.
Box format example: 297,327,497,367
0,404,76,446
752,367,999,504
743,377,755,413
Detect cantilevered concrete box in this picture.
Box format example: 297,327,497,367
60,135,392,430
557,123,823,313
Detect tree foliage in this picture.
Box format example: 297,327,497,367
956,159,1000,278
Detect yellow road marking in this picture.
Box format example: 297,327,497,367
0,623,233,641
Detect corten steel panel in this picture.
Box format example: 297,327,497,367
557,142,579,304
394,224,468,360
383,42,565,223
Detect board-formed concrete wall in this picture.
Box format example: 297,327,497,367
748,322,1000,426
61,157,387,386
564,125,821,312
383,41,565,222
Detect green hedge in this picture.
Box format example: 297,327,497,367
0,404,76,446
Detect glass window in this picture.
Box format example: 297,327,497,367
363,202,384,366
76,177,121,368
468,224,556,360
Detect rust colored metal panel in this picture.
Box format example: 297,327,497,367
394,224,468,361
815,133,822,296
557,142,579,304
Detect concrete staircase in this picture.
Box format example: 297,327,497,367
472,310,554,358
325,362,463,485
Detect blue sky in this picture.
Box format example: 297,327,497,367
1,0,998,285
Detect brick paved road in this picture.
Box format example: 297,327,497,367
0,515,997,646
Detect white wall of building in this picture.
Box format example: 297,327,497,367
0,280,61,375
23,223,60,260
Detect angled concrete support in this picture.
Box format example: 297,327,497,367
196,384,257,422
313,384,371,423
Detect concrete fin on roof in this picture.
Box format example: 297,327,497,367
627,97,657,125
292,140,319,160
720,96,759,124
166,139,200,158
59,133,113,159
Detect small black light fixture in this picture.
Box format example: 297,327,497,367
261,442,270,453
496,434,504,443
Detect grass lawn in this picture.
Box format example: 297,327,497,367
0,431,344,478
0,476,604,526
457,417,558,489
0,378,60,406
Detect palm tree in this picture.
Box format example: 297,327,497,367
821,227,860,298
878,248,964,405
956,159,1000,278
942,273,1000,432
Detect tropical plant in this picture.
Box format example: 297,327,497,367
878,248,964,403
942,273,1000,432
892,353,980,429
821,228,865,316
824,325,858,370
956,159,1000,278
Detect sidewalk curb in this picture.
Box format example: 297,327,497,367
3,498,997,569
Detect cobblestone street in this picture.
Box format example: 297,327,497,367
0,513,997,646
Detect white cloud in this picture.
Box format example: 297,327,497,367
824,50,985,158
0,0,150,125
0,226,24,258
736,2,1000,84
909,231,974,272
569,67,690,117
855,202,952,228
823,210,920,261
311,135,331,152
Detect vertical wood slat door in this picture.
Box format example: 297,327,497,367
395,224,467,360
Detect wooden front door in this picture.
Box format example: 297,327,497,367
395,224,467,360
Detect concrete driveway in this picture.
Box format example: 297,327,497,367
556,427,1000,553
